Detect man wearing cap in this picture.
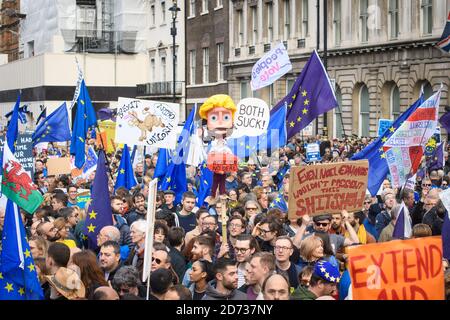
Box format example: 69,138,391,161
162,190,177,214
292,261,340,300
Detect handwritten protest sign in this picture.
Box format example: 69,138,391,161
115,97,179,149
251,42,292,91
231,98,270,138
0,133,34,176
347,237,444,300
288,160,368,218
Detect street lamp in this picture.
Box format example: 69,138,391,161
169,1,181,103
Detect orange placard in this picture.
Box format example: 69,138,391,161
288,160,369,219
347,237,445,300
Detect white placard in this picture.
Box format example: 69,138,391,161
230,98,270,138
115,97,180,149
143,178,158,284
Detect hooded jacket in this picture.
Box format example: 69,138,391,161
202,280,247,300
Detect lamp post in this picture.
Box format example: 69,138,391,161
169,1,181,103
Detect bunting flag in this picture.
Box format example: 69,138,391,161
383,88,442,188
114,144,137,192
32,103,71,146
270,50,338,139
392,202,412,239
351,93,425,195
0,200,44,300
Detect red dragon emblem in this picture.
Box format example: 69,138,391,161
2,159,38,200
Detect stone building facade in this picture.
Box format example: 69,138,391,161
226,0,450,138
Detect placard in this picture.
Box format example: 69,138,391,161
143,178,158,284
306,143,321,162
231,98,270,138
347,237,444,300
288,160,369,218
115,97,180,149
47,157,72,176
0,133,34,176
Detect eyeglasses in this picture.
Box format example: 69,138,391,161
152,257,162,264
246,207,257,211
422,184,432,187
364,201,371,204
275,246,292,252
234,247,250,253
229,223,243,228
315,222,329,227
202,222,216,226
258,228,271,234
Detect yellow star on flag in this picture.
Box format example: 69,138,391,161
289,121,295,128
80,100,85,105
297,116,302,122
379,147,383,152
24,249,31,258
302,108,308,115
304,99,310,106
166,177,171,183
292,94,296,100
83,114,87,119
302,90,307,97
78,137,84,143
120,169,125,174
275,197,281,203
18,288,25,296
27,263,35,272
4,283,13,293
87,223,96,233
381,137,388,143
381,153,386,159
0,272,3,279
240,142,244,146
89,210,97,219
288,103,293,109
389,127,395,133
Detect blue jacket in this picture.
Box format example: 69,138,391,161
114,214,132,250
375,211,391,236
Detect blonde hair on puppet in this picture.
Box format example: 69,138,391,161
198,94,237,120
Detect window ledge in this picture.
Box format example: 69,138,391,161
187,15,195,20
214,6,223,11
200,11,209,16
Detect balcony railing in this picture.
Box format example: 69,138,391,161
137,81,183,97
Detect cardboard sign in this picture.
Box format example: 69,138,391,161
288,160,369,218
0,133,34,176
347,237,444,300
115,97,180,149
378,119,394,136
47,157,72,176
231,98,270,138
306,143,321,162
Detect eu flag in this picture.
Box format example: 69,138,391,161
83,150,113,249
351,94,424,195
269,191,288,213
6,93,21,152
271,50,338,139
70,80,98,168
276,161,290,190
0,200,44,300
154,148,171,180
228,105,287,158
32,102,71,146
160,106,197,204
114,144,137,192
196,162,213,208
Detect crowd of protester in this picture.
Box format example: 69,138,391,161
1,132,450,300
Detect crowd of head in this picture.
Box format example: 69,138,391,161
1,133,449,300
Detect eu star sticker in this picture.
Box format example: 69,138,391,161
89,210,97,219
87,223,96,233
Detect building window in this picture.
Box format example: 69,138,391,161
151,5,156,26
189,50,196,84
238,10,244,46
217,43,224,81
284,0,291,40
302,0,309,37
389,0,399,39
335,88,343,138
151,58,156,82
189,0,196,17
252,6,258,45
241,81,250,99
202,0,208,13
267,2,273,42
390,85,400,119
202,47,209,84
161,56,167,82
360,0,369,43
359,85,370,137
216,0,223,8
161,1,166,24
333,0,341,46
287,78,295,93
27,41,35,57
421,0,433,35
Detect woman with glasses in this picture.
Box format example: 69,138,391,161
188,259,214,300
54,217,77,248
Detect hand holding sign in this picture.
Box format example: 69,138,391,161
230,98,270,138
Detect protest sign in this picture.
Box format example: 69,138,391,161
251,42,292,91
115,97,179,149
0,133,34,176
288,160,369,218
347,237,444,300
143,178,158,285
306,143,321,162
47,157,72,176
378,119,394,136
98,120,117,153
76,189,91,209
301,122,314,137
231,98,270,138
439,188,450,213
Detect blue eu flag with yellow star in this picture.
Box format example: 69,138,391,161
196,162,213,208
269,191,288,213
32,102,71,146
83,150,113,249
160,107,197,204
271,50,338,140
351,93,424,195
70,80,98,169
0,200,44,300
114,144,137,192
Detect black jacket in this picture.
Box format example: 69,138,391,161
168,246,187,282
422,207,443,235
